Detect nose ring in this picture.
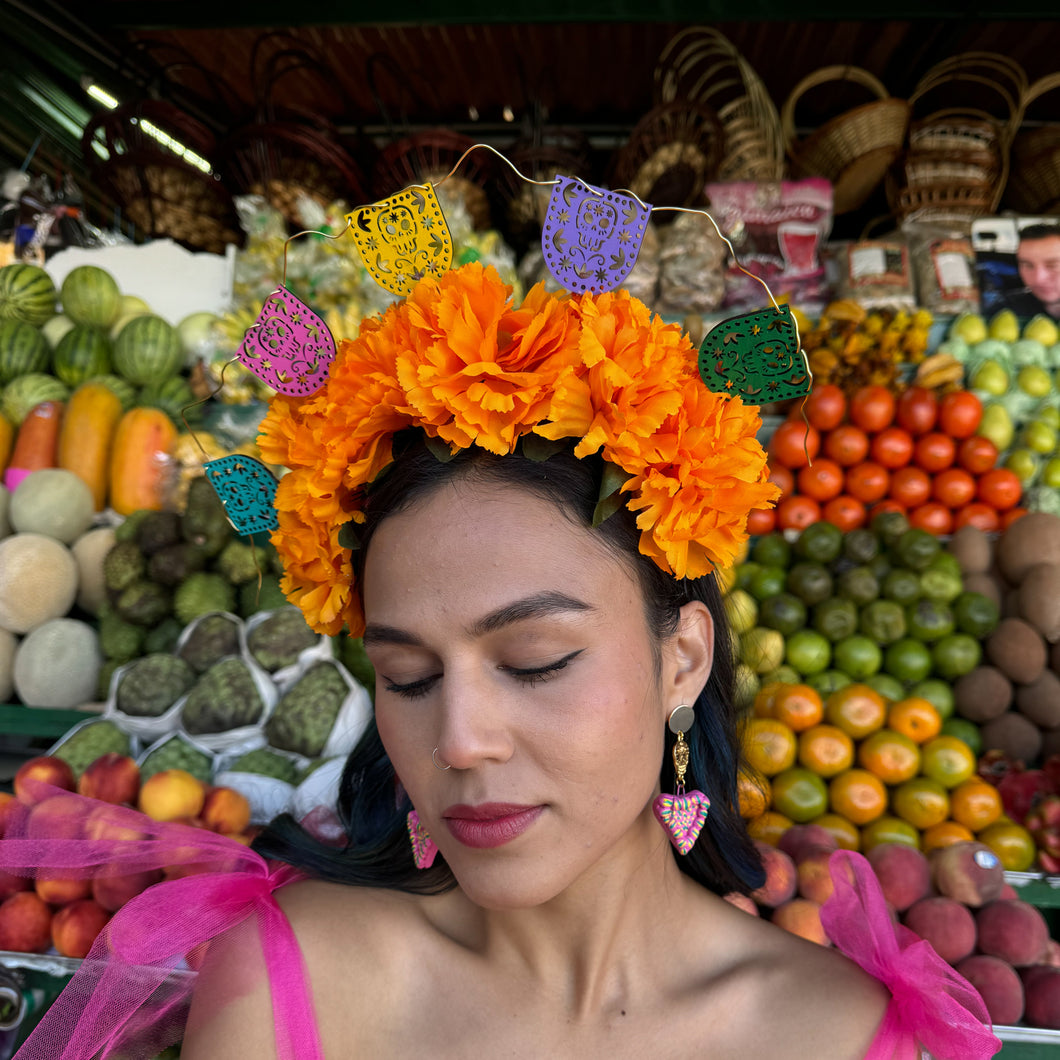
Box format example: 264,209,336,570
432,748,451,771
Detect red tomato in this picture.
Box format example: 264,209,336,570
1002,506,1029,529
769,464,795,501
869,499,907,520
957,435,999,475
803,385,847,432
870,427,915,470
953,503,1001,532
914,432,956,473
977,468,1022,511
797,458,844,503
933,467,977,509
889,466,932,510
747,507,778,536
770,420,820,470
845,462,890,504
938,391,983,439
909,502,954,535
849,385,897,433
823,424,870,467
776,495,822,531
896,387,939,436
822,495,867,532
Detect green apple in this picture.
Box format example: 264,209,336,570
1025,314,1060,347
1039,406,1060,431
1018,365,1053,398
1042,457,1060,489
1005,447,1042,484
950,312,987,345
970,359,1010,396
1022,420,1058,454
978,403,1015,452
989,309,1021,343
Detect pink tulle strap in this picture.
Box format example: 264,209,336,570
821,849,1001,1060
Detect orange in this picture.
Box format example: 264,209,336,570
747,810,794,846
737,769,771,819
752,682,782,719
891,777,951,830
977,820,1036,872
798,724,855,778
772,684,825,733
742,718,798,777
921,820,975,853
771,767,829,823
886,697,942,744
829,768,888,826
857,729,921,785
810,812,861,851
949,777,1003,833
860,815,921,853
920,735,977,789
824,684,888,740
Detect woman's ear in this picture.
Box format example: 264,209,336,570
663,600,715,712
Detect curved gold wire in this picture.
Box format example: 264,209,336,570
282,216,354,287
181,357,243,458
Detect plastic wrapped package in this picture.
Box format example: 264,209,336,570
655,213,725,315
903,218,980,316
831,238,917,310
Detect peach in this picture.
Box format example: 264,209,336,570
92,868,164,912
13,755,75,800
955,955,1024,1026
930,841,1004,907
750,842,797,909
1023,965,1060,1029
771,898,830,946
867,843,932,913
137,769,206,822
83,805,147,844
25,793,85,841
903,897,977,964
77,753,141,806
778,824,838,864
796,845,840,905
1045,939,1060,968
200,787,251,835
0,891,53,952
722,892,760,916
999,883,1020,901
51,898,110,959
0,870,32,900
0,791,21,837
34,875,91,905
976,899,1050,967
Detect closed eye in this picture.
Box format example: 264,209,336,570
382,650,584,700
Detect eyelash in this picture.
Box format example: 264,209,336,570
382,650,583,700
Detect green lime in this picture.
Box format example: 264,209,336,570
734,663,761,712
882,568,922,607
761,664,802,687
908,678,956,720
806,669,854,698
771,766,829,823
872,509,911,548
833,634,883,680
927,551,963,580
758,592,808,637
786,562,835,606
749,565,788,602
865,672,906,703
735,561,763,593
892,527,941,571
843,528,880,565
868,553,892,584
812,597,859,642
952,591,1001,638
919,568,963,604
941,716,983,755
794,521,843,565
933,633,982,680
751,532,792,570
785,629,832,676
837,565,880,606
724,589,758,636
859,599,908,645
884,638,934,684
905,599,956,642
740,627,787,675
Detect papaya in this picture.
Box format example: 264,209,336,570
108,406,178,515
58,381,124,510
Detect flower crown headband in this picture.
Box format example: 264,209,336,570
199,146,811,637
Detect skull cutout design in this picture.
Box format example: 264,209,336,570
204,455,280,536
542,176,651,294
348,184,453,296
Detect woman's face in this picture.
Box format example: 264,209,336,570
361,477,711,909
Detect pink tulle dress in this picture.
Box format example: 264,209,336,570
0,786,1002,1060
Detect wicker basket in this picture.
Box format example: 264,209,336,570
782,66,910,214
654,27,784,182
1007,73,1060,215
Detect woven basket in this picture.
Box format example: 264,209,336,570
654,27,784,182
1008,73,1060,215
782,66,910,213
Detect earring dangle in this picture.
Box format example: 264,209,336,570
407,809,439,870
652,705,711,856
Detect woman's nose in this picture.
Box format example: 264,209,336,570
434,668,514,770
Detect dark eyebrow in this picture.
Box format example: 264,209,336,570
362,590,596,647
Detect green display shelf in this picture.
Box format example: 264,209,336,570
0,705,96,742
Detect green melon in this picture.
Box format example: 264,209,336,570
61,266,121,329
83,373,137,411
1,373,69,425
112,315,182,385
0,320,51,384
53,325,113,387
138,375,202,427
41,314,75,349
0,264,58,327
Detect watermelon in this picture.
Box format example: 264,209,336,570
41,315,75,349
0,265,58,327
61,266,121,329
112,315,182,385
1,373,69,425
53,325,113,386
138,376,202,427
83,374,137,411
0,320,51,384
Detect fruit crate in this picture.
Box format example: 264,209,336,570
0,707,94,743
995,1023,1060,1058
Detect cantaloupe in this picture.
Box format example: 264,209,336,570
12,617,100,708
0,532,78,634
0,627,15,702
9,468,95,544
71,525,116,615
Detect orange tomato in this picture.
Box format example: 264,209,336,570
769,464,795,501
798,724,855,778
747,810,795,846
776,495,821,532
957,435,999,475
938,390,983,439
824,684,888,740
932,467,977,509
870,426,914,470
846,462,890,504
770,420,820,470
891,776,951,830
857,729,921,785
823,424,870,467
1001,506,1028,529
889,466,932,509
829,768,888,826
746,507,777,536
869,499,907,521
887,697,942,744
949,777,1003,832
804,384,847,432
810,812,861,851
737,769,771,819
952,502,1001,532
860,815,921,852
976,820,1036,872
921,820,975,853
849,385,896,433
920,735,977,789
913,432,956,473
909,501,953,535
977,468,1022,511
822,494,867,532
772,684,825,732
742,717,798,777
797,458,844,503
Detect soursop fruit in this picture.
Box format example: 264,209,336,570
114,580,172,626
53,720,131,775
246,608,319,672
182,475,231,558
98,604,145,662
181,657,264,734
142,617,184,655
147,542,206,587
103,540,146,597
240,575,288,618
174,572,236,626
134,510,182,555
264,662,348,758
178,613,242,674
113,509,151,544
139,734,213,782
217,540,260,586
116,653,196,717
227,747,300,784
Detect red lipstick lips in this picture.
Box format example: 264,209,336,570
442,803,543,849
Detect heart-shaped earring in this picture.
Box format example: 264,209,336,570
407,809,438,870
652,704,710,855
